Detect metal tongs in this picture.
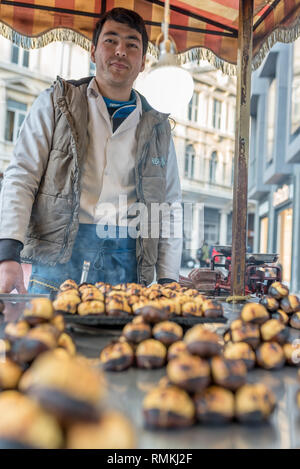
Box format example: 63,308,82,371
80,260,91,284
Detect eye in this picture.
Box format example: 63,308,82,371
128,43,138,48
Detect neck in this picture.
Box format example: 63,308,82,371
94,77,132,101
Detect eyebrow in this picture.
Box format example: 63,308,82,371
103,31,141,42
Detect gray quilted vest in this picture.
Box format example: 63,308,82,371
21,76,171,285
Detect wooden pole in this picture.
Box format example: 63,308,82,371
231,0,253,296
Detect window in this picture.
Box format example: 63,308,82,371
267,78,276,164
11,45,30,68
204,223,218,245
291,39,300,135
5,100,27,143
276,207,293,284
209,151,218,183
222,161,227,184
212,98,222,129
188,92,198,122
184,144,195,179
259,216,269,254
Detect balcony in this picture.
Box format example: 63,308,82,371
181,177,233,205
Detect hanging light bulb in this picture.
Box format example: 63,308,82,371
135,0,194,116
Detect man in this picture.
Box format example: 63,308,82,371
196,240,210,267
0,8,182,294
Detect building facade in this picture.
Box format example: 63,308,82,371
0,36,94,174
249,39,300,290
171,66,255,262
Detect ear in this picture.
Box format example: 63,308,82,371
140,54,146,73
91,44,96,63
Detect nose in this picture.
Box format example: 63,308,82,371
115,41,127,57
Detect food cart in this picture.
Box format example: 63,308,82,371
0,0,300,450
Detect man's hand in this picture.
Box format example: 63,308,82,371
0,261,27,294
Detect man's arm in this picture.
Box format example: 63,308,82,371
156,138,183,284
0,88,55,292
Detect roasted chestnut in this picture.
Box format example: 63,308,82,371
135,339,167,369
280,295,300,314
59,279,78,292
290,312,300,329
271,309,289,325
167,341,190,361
139,305,168,324
100,341,134,371
268,282,289,300
166,355,210,393
66,411,136,449
184,325,222,358
283,343,300,366
230,323,260,350
240,303,269,325
122,322,152,344
259,296,279,312
256,342,285,370
23,298,54,325
0,391,63,449
181,301,202,317
4,320,30,342
202,300,224,318
211,357,247,391
77,301,105,316
223,342,255,370
235,383,276,423
195,386,235,424
53,293,81,315
19,352,106,425
260,319,289,344
143,386,195,428
0,359,23,390
152,321,183,346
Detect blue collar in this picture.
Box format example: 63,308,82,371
103,90,136,110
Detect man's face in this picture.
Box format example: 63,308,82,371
91,19,146,91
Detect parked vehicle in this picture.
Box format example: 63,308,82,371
181,250,196,269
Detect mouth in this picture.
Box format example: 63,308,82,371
110,62,129,70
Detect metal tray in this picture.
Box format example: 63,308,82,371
62,313,227,328
246,253,279,263
0,293,50,303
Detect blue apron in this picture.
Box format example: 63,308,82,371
28,224,137,295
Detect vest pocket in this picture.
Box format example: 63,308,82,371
141,176,166,203
42,149,74,196
28,192,71,243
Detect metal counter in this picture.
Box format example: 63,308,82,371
69,302,300,450
1,301,300,449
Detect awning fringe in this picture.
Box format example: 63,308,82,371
252,20,300,71
0,23,92,51
1,17,299,75
176,47,236,76
0,21,161,58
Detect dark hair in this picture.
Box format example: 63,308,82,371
92,8,148,56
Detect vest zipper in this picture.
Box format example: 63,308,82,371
137,141,150,284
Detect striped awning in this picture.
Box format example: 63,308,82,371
0,0,299,73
